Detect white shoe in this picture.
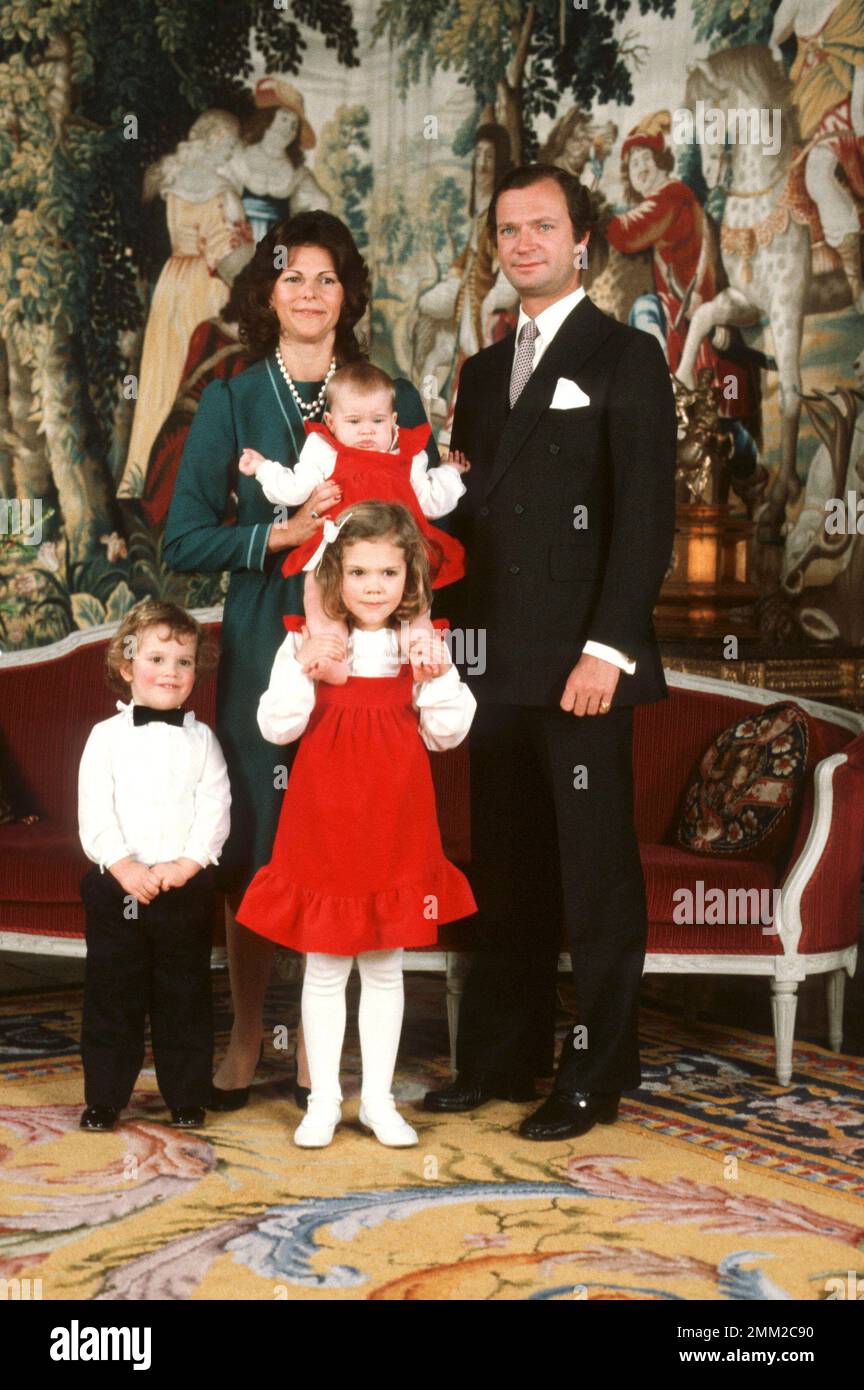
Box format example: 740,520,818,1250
294,1097,341,1148
359,1098,418,1147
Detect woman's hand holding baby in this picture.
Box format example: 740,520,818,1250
266,481,343,553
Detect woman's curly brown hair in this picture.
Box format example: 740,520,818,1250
235,211,369,362
315,502,433,628
106,600,218,697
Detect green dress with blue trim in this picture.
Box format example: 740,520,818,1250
164,356,437,893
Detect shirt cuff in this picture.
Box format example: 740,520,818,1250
413,662,460,703
582,640,636,675
182,845,218,871
92,837,135,875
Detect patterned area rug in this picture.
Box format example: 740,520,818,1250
1,973,862,1301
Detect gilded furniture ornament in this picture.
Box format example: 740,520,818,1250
657,369,759,638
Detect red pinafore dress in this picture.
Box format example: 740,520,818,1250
236,627,477,956
280,422,465,589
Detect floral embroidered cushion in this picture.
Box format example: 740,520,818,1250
676,703,813,861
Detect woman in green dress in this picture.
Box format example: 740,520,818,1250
164,211,438,1106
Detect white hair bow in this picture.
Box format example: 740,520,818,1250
302,511,355,577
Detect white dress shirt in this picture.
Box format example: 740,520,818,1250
78,702,231,874
513,285,636,676
254,430,466,521
258,626,476,752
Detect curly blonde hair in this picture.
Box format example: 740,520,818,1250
314,502,434,627
106,600,217,696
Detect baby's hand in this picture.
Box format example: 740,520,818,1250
441,449,471,473
238,447,267,476
409,632,452,682
296,625,347,675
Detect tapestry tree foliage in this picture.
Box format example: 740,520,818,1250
0,0,359,644
0,0,359,453
373,0,678,161
692,0,779,48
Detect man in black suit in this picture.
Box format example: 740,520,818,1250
424,164,677,1140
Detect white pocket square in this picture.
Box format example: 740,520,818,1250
550,377,591,410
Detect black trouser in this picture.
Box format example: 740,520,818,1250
80,865,215,1110
455,701,646,1094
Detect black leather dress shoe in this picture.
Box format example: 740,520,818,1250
80,1106,119,1131
519,1090,620,1141
423,1073,538,1113
171,1106,206,1128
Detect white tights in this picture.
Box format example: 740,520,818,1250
301,949,404,1106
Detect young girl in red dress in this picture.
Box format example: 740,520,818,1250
238,360,470,684
236,501,477,1149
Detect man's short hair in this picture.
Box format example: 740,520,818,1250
486,163,594,247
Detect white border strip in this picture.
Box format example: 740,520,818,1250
0,935,228,966
0,607,225,669
3,620,861,736
663,668,863,735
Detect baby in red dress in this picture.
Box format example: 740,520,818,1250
236,501,477,1150
239,360,471,684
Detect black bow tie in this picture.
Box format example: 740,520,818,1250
132,705,185,728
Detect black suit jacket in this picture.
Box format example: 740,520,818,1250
443,293,677,708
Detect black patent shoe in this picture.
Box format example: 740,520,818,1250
423,1072,537,1113
171,1106,206,1128
518,1090,620,1141
208,1044,263,1112
208,1081,251,1112
80,1106,119,1131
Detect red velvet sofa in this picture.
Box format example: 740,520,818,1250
0,617,469,942
2,617,862,1084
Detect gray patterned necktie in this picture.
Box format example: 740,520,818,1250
509,317,538,407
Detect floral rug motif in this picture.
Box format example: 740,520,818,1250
1,975,862,1301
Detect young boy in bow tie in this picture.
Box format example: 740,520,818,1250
77,600,231,1132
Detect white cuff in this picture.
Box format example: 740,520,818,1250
582,640,636,675
413,661,460,704
182,846,217,870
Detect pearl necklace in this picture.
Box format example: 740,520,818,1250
275,347,336,420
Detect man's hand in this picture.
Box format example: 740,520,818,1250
560,653,621,717
151,858,202,891
109,857,162,905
